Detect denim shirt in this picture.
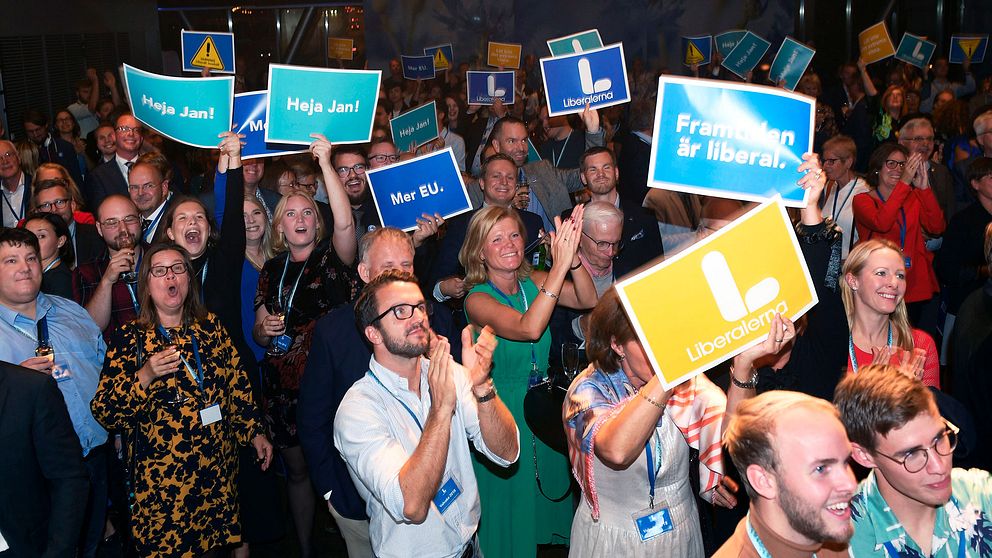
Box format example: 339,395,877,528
0,293,108,456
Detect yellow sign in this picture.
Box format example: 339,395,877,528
487,41,522,69
432,48,450,70
858,21,895,64
959,38,982,60
615,199,817,389
192,36,225,71
685,41,706,65
328,37,354,61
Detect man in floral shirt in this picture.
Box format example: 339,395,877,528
835,364,992,557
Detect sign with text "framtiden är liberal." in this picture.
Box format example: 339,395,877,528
615,198,817,389
648,76,814,207
540,43,630,117
123,64,233,149
366,147,472,231
265,64,381,145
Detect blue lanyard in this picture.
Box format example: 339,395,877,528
142,208,165,244
644,432,660,508
486,280,537,368
43,257,62,273
747,515,816,558
849,323,892,372
876,187,907,250
278,251,311,317
367,369,423,432
829,178,859,220
156,325,204,393
125,283,140,314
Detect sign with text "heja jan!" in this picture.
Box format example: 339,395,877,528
648,76,814,207
540,43,630,117
366,147,472,231
265,64,381,145
122,64,233,149
233,91,307,160
389,101,439,150
615,198,817,389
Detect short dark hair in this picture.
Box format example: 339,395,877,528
332,145,368,167
0,227,41,259
22,211,74,268
490,116,527,143
968,157,992,184
480,153,516,176
354,269,420,330
585,288,637,372
833,364,935,452
866,143,910,188
579,146,616,171
22,109,49,127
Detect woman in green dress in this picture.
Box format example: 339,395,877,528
461,204,598,556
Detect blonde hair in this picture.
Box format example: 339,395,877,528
840,239,913,349
268,191,324,254
459,205,531,289
32,162,88,211
244,195,274,261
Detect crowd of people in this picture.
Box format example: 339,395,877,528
1,28,992,558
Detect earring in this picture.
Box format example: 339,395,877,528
617,354,626,361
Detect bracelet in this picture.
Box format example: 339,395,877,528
638,390,665,409
474,381,497,403
570,261,582,271
730,365,759,390
539,285,559,300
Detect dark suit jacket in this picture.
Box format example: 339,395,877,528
0,361,89,558
617,131,653,208
71,222,104,268
38,135,84,189
561,196,664,279
82,159,127,211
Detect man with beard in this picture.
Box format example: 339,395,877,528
332,146,381,245
834,365,992,557
72,195,142,336
83,113,143,210
334,270,518,558
716,390,856,557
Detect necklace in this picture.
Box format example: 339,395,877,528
245,248,265,271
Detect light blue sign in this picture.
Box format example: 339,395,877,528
715,30,747,58
423,44,454,70
122,64,233,149
390,101,439,151
769,37,816,91
949,35,988,64
722,31,771,79
366,148,472,231
402,55,436,80
648,76,814,208
466,71,515,105
233,91,307,160
894,33,937,69
265,64,381,145
539,43,631,117
180,30,236,74
547,29,604,57
682,36,712,66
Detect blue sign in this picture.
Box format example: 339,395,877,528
682,36,712,66
233,91,307,160
390,101,440,151
265,64,381,145
423,44,454,70
122,64,233,149
547,29,604,57
722,31,771,79
181,30,236,74
949,35,988,64
402,55,436,80
366,148,472,231
715,30,747,58
769,37,816,91
648,76,814,208
466,71,515,105
539,43,631,117
894,33,937,69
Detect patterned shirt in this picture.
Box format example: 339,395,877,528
73,252,138,339
850,468,992,557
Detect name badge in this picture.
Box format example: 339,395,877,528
904,256,912,269
200,403,223,426
631,501,674,542
433,476,462,514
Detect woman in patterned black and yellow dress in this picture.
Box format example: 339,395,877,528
92,242,274,558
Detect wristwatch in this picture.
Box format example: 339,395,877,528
730,365,759,390
474,379,498,403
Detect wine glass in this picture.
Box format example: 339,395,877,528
266,297,291,357
118,231,138,284
562,343,580,380
163,343,189,405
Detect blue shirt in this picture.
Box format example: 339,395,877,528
0,293,108,456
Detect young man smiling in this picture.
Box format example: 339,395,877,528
835,365,992,557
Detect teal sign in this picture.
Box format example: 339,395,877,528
894,33,936,69
715,30,747,58
390,101,439,151
547,29,604,57
122,63,233,149
265,64,380,145
722,31,771,79
769,37,816,91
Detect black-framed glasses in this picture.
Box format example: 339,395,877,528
335,164,367,177
37,198,71,211
822,157,844,165
884,159,907,170
101,215,140,228
369,154,399,164
581,230,624,252
149,263,188,278
116,125,143,135
904,135,934,144
371,302,430,324
873,420,958,473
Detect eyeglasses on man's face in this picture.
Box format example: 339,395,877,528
336,164,367,177
581,230,623,252
873,420,958,474
371,301,430,324
37,198,71,211
101,215,140,229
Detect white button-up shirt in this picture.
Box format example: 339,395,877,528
334,356,518,558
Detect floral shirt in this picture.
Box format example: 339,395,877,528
850,468,992,557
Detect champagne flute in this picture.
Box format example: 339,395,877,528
562,343,580,380
118,231,138,284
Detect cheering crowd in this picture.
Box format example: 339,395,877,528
2,30,992,558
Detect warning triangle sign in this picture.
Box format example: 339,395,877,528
192,36,225,71
432,48,450,70
959,38,982,60
685,41,705,65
